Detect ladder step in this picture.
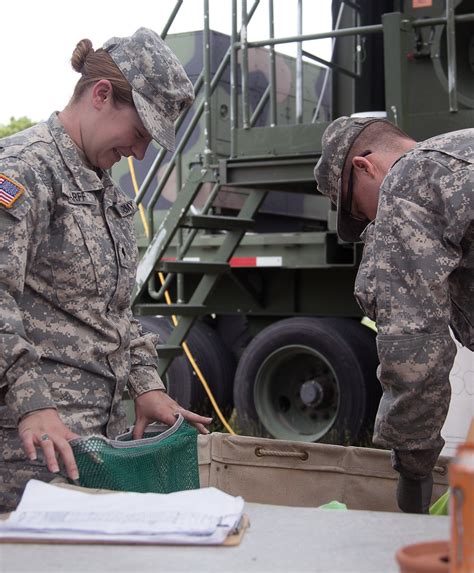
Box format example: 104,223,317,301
157,261,229,274
155,344,183,359
181,215,255,231
148,304,207,316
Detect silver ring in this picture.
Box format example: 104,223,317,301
40,434,50,441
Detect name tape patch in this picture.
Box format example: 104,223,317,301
0,174,25,208
68,190,96,205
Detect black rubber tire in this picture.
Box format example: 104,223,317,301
184,319,236,417
214,314,252,362
233,316,381,444
136,316,235,417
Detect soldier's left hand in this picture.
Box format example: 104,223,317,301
132,390,212,439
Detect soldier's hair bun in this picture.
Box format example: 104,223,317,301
71,39,94,73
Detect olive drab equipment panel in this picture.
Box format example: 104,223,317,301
116,0,473,444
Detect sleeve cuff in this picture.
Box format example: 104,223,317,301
127,366,166,400
5,369,56,424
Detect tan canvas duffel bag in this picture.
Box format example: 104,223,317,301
198,433,449,513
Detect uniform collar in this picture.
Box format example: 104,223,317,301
47,112,111,192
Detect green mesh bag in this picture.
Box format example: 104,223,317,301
70,414,200,493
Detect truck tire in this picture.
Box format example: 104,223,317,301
215,314,253,362
184,319,235,417
136,316,235,417
233,316,381,444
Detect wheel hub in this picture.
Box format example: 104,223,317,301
253,344,340,441
299,380,324,407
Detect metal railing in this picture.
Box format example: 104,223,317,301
132,0,472,304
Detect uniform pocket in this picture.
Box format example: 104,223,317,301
354,223,377,320
107,201,139,308
112,200,138,271
49,205,100,303
46,184,117,304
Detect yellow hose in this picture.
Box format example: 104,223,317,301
128,157,236,435
158,273,236,435
128,157,150,239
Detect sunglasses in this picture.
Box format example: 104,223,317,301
342,149,372,219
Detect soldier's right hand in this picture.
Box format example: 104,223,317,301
18,408,80,481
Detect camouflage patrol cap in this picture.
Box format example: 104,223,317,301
314,116,393,242
103,27,194,152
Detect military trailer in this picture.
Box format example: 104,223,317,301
114,0,474,444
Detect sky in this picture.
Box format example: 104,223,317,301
1,0,332,125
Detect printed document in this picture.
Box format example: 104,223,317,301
0,480,244,545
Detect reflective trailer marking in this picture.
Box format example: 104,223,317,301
230,256,282,267
159,256,283,267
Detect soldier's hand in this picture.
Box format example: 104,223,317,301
18,408,80,481
133,390,212,439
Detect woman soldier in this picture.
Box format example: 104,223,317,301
0,28,211,511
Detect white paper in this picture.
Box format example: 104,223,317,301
442,331,474,456
0,480,244,545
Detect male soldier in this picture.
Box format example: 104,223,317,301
314,117,473,513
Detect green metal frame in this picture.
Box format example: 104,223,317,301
130,0,474,378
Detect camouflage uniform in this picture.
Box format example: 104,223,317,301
0,113,165,511
315,119,473,479
0,27,195,511
355,129,473,477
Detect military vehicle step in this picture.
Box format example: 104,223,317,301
219,153,321,190
141,304,207,316
156,261,229,273
180,215,255,231
134,303,207,316
155,344,183,358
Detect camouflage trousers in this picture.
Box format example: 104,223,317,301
0,460,67,513
391,447,444,480
0,425,68,513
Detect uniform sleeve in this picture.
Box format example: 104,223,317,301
0,159,57,422
371,155,472,463
126,312,166,399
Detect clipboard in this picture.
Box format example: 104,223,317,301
0,514,250,547
223,513,250,546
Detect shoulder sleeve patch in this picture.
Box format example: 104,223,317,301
0,173,25,208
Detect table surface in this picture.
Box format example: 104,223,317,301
0,503,449,573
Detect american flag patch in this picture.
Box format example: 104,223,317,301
0,174,25,208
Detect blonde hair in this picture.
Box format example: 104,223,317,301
70,39,133,106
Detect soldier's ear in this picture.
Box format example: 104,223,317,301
352,155,376,179
91,80,113,110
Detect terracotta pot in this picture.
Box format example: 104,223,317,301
396,540,450,573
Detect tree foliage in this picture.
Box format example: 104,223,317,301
0,116,36,138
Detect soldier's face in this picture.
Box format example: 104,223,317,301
344,152,382,222
86,100,152,169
